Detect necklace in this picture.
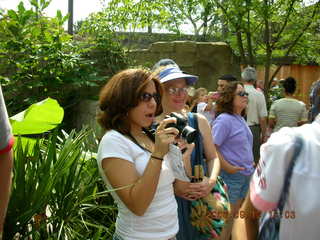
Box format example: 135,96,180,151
128,129,154,153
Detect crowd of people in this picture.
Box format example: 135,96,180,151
95,59,320,240
1,59,319,240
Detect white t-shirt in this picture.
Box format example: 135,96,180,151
244,85,268,126
0,85,13,152
97,130,178,240
250,115,320,240
197,102,215,126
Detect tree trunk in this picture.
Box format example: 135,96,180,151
263,0,271,101
68,0,74,35
245,0,254,65
236,31,247,65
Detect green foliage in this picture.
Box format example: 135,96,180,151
103,0,169,32
78,12,131,75
268,85,284,110
164,0,222,39
213,0,320,96
101,0,222,40
0,0,130,117
0,1,99,115
4,128,117,240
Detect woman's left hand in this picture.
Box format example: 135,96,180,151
196,176,216,198
182,177,216,200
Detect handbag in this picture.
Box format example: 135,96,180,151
188,112,231,238
258,136,303,240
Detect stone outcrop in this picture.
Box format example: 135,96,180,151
129,41,241,90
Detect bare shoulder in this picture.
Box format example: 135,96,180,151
194,113,211,132
195,112,208,123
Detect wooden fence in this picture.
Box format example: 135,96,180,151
255,64,320,105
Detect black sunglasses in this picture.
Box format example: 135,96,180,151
140,92,160,103
237,91,249,97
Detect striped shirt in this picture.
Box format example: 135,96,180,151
269,98,308,132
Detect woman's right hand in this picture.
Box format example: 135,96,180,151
153,117,179,158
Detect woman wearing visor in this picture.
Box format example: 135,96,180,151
154,61,221,240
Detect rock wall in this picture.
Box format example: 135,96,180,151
129,41,241,90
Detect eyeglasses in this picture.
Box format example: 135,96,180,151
140,92,160,104
167,87,188,96
237,91,249,97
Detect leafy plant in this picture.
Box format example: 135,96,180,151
4,128,117,240
4,99,117,239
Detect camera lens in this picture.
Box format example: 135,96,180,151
181,126,197,144
165,112,197,143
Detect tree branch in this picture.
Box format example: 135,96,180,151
270,0,297,49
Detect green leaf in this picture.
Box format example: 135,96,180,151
10,98,64,135
7,10,18,20
17,2,26,13
30,0,39,8
13,136,40,155
56,9,62,20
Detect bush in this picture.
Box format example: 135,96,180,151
0,1,130,116
77,12,131,76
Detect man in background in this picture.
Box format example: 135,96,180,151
0,85,14,238
198,74,237,125
241,66,267,164
217,74,237,92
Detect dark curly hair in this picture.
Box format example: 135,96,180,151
97,69,163,135
282,76,296,94
216,81,246,116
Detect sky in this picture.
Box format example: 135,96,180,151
0,0,105,24
0,0,191,33
1,0,316,19
0,0,316,34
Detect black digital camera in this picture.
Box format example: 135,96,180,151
165,112,197,144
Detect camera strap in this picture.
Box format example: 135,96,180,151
127,128,155,153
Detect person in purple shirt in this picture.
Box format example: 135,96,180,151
212,81,254,240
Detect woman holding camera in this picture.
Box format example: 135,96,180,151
155,64,221,240
97,69,183,240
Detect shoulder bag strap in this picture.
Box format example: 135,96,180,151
188,112,206,181
278,136,303,215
